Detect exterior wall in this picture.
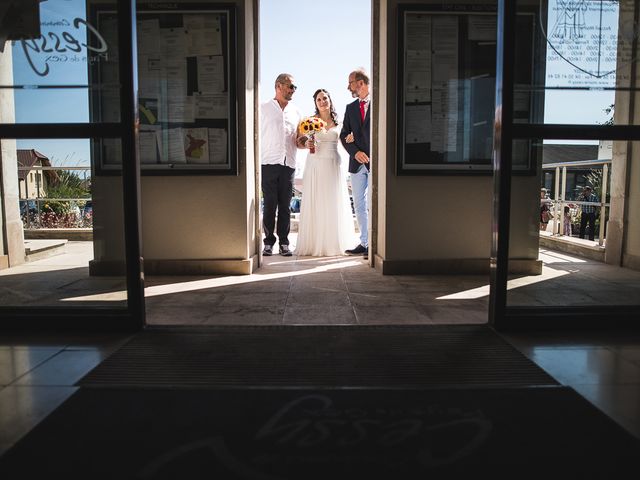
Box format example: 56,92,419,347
376,0,540,274
605,0,640,271
0,47,25,268
20,169,44,199
372,0,387,260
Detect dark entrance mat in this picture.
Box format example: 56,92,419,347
79,325,559,388
0,387,638,479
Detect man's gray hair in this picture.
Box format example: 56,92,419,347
351,69,370,85
275,73,292,88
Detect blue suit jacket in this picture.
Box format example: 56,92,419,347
340,98,370,174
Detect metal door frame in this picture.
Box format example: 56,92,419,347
0,0,144,331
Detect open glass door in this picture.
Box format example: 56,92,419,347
0,0,144,330
491,0,640,329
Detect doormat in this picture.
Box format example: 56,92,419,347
0,387,638,479
78,325,558,388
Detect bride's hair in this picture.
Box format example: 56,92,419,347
313,89,339,126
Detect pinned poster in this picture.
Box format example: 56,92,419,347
183,127,209,164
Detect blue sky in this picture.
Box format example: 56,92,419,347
12,0,91,165
259,0,371,175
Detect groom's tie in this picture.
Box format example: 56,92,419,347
359,100,366,122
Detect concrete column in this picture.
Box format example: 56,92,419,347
605,0,640,270
0,45,26,268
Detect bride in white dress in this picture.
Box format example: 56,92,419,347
295,89,356,256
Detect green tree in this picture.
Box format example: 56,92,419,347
45,170,90,215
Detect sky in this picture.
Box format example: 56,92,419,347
259,0,371,176
7,0,621,166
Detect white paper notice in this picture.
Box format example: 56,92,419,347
139,130,158,164
194,93,228,119
405,105,431,144
405,50,431,102
185,14,222,56
157,128,186,164
166,96,195,123
405,14,431,50
161,28,188,67
164,66,187,98
137,19,160,55
208,128,228,164
103,138,122,166
430,17,459,154
430,87,445,152
446,80,459,152
432,17,458,83
137,55,162,96
468,15,496,42
197,55,225,93
184,127,209,164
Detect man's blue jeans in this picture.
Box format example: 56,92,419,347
350,165,369,248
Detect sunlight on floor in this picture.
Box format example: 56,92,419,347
61,257,364,301
539,249,589,264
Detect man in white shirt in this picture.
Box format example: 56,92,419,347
260,73,301,256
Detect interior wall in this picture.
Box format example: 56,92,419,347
90,0,256,275
378,0,540,274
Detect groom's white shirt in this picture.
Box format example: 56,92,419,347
260,98,300,169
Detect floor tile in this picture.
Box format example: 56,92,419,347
572,383,640,439
196,306,285,325
354,305,431,324
283,305,357,325
0,348,61,386
218,292,288,307
348,291,413,307
527,347,640,386
286,290,351,306
12,350,107,386
0,385,76,455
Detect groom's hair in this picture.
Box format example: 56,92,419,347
275,73,293,88
352,69,370,85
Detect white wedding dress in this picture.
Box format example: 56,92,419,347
295,125,356,256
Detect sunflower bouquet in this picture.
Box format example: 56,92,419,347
298,116,327,154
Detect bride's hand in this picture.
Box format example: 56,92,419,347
345,132,354,143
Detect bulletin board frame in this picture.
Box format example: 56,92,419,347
396,4,540,175
90,3,237,175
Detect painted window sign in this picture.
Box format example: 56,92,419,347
543,0,635,88
10,0,109,86
16,17,108,77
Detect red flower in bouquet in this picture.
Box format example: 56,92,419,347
298,116,327,154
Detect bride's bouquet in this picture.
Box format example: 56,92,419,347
298,116,327,154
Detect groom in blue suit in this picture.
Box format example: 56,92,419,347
340,69,370,259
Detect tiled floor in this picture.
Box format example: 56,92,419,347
1,328,639,460
1,238,640,459
145,254,490,325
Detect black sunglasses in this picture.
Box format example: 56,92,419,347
281,83,297,91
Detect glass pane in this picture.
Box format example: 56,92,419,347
0,138,128,308
515,0,639,126
506,138,640,308
0,0,120,124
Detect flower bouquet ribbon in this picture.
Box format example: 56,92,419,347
298,116,327,154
